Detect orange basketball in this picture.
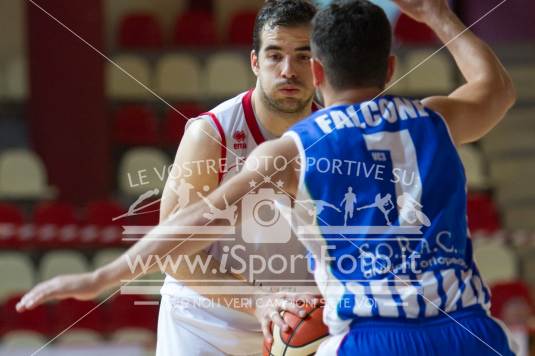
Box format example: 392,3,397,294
263,304,329,356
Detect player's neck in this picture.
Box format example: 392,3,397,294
252,89,312,137
323,87,384,107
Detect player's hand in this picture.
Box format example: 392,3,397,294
254,292,320,343
392,0,450,23
16,272,104,312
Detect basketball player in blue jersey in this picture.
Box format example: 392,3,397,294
18,0,518,354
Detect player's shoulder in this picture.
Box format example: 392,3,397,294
184,90,250,139
203,90,250,122
182,118,219,146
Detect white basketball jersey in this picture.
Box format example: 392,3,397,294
159,90,314,355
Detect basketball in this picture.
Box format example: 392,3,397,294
263,304,329,356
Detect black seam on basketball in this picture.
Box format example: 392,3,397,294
280,310,293,355
283,306,325,352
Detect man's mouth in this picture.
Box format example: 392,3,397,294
279,85,300,95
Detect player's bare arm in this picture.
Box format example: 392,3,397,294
394,0,516,145
14,119,217,311
158,119,291,321
162,137,309,338
15,135,311,324
163,136,310,338
159,119,245,283
15,119,246,311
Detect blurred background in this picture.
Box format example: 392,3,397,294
0,0,534,355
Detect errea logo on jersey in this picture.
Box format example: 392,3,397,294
233,130,247,149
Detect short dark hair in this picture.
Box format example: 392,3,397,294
253,0,317,54
311,0,392,89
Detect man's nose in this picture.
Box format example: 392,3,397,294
280,56,297,79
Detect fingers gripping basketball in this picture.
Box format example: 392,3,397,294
264,304,329,356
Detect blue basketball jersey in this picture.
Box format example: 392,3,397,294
285,95,491,334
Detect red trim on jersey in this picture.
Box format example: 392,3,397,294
202,112,226,183
242,89,266,145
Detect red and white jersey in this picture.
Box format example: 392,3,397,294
200,89,273,183
158,90,316,356
195,89,314,283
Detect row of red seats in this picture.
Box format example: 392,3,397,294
1,294,157,337
113,103,204,147
467,192,501,234
0,192,501,249
490,280,535,343
119,10,256,49
118,11,437,50
0,200,159,249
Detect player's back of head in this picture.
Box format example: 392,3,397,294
311,0,392,90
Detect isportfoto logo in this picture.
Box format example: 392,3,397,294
242,188,292,243
120,177,294,244
123,241,460,284
125,245,311,282
116,153,446,284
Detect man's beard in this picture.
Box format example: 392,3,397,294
258,80,313,114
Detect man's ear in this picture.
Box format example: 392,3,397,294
385,55,396,85
251,50,260,77
310,58,325,87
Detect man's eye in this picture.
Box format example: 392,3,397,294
299,54,311,61
269,54,282,61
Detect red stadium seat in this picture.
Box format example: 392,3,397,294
2,294,51,335
34,201,77,225
84,200,127,246
118,13,163,49
131,198,160,227
33,201,78,247
161,103,204,147
490,281,534,324
227,11,257,46
0,203,24,249
52,299,106,334
107,294,158,333
173,10,217,47
113,106,159,146
467,193,501,234
394,13,437,44
85,200,126,226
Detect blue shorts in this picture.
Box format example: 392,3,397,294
321,306,517,356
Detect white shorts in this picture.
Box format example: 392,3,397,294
156,276,263,356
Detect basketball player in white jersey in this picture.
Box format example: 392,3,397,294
153,1,319,353
17,1,319,355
